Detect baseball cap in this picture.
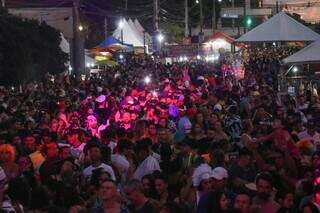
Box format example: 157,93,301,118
96,95,106,103
197,76,205,81
179,105,187,112
58,143,71,149
192,164,212,187
213,104,222,112
211,167,228,180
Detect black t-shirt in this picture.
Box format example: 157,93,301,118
129,199,158,213
229,163,257,192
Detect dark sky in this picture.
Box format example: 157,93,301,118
6,0,213,46
5,0,211,31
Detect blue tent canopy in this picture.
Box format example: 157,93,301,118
95,36,133,49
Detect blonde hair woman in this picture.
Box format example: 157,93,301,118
0,144,19,180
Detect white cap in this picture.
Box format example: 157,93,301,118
87,115,97,121
192,164,212,187
96,95,106,103
97,86,103,93
197,76,205,81
58,143,71,149
211,167,228,180
214,104,222,112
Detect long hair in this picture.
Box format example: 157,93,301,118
206,191,227,213
0,144,16,162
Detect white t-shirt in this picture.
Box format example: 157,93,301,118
298,130,320,146
111,154,130,175
83,163,116,181
70,143,85,158
133,155,161,180
111,154,130,182
152,152,161,162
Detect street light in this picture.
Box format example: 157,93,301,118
292,66,298,73
86,63,94,68
144,76,151,84
245,16,252,28
157,33,164,51
246,18,252,26
68,66,72,74
157,33,164,43
118,20,124,29
152,91,158,97
78,25,83,31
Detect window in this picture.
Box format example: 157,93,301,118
250,0,262,8
221,18,233,27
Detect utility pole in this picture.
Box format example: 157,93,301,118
153,0,159,52
104,17,108,39
232,0,235,32
243,0,247,33
143,31,146,54
125,0,128,17
153,0,159,32
212,0,216,32
125,0,128,11
73,0,85,76
200,0,203,34
185,0,189,37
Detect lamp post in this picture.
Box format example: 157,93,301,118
199,0,203,36
78,25,83,31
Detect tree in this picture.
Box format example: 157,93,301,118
0,8,68,86
160,21,185,43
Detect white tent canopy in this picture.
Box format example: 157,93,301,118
236,12,320,42
283,39,320,64
113,19,144,47
59,33,70,54
134,18,152,41
128,19,143,41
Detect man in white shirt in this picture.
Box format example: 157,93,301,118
298,120,320,146
111,139,132,183
133,139,160,180
83,144,116,181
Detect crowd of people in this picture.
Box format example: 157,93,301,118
0,46,319,213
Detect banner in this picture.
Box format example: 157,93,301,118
163,45,201,57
